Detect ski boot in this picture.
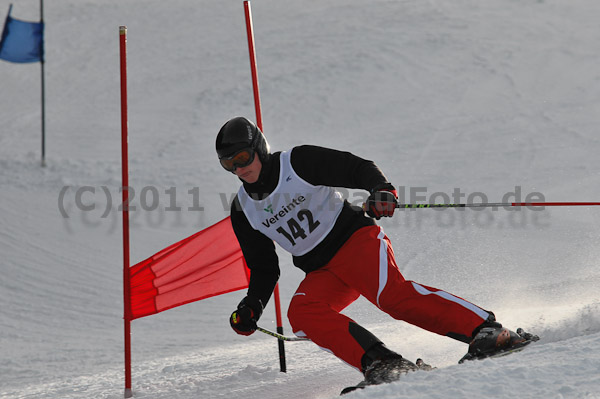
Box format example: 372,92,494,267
459,325,539,363
340,343,419,395
364,355,418,385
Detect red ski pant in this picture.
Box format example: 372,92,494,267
288,225,490,371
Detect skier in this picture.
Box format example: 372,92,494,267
217,116,533,389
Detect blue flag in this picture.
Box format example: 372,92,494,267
0,5,44,63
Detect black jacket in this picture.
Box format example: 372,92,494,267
230,145,393,306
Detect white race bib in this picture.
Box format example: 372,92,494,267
237,150,344,256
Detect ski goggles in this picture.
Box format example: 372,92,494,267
219,147,256,172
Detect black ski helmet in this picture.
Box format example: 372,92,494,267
216,117,270,162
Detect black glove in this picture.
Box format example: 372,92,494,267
230,296,263,336
366,185,398,220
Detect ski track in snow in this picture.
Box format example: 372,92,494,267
1,0,600,398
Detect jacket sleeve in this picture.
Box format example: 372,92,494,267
289,145,393,192
230,196,280,307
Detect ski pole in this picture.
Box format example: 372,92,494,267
394,202,600,209
257,326,310,342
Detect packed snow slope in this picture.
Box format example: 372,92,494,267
1,0,600,398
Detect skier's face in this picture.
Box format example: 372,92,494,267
234,155,262,184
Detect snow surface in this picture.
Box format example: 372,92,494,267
1,0,600,398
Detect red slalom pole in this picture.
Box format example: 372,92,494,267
243,1,287,373
119,25,133,399
244,1,263,130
